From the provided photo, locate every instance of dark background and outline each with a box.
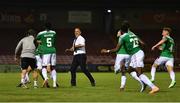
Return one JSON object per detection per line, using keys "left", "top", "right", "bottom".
{"left": 0, "top": 0, "right": 180, "bottom": 65}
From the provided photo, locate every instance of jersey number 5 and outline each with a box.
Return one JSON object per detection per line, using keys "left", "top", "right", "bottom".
{"left": 130, "top": 38, "right": 139, "bottom": 48}
{"left": 47, "top": 38, "right": 52, "bottom": 47}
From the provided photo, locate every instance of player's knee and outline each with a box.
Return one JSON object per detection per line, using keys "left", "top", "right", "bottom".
{"left": 136, "top": 67, "right": 143, "bottom": 76}
{"left": 152, "top": 63, "right": 158, "bottom": 68}
{"left": 114, "top": 65, "right": 120, "bottom": 70}
{"left": 50, "top": 65, "right": 56, "bottom": 70}
{"left": 166, "top": 65, "right": 173, "bottom": 72}
{"left": 127, "top": 67, "right": 134, "bottom": 74}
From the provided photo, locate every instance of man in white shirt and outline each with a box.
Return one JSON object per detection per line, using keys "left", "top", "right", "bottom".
{"left": 65, "top": 27, "right": 95, "bottom": 86}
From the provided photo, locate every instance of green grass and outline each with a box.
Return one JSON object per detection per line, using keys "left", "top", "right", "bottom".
{"left": 0, "top": 72, "right": 179, "bottom": 102}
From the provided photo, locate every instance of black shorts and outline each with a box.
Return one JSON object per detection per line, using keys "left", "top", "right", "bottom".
{"left": 21, "top": 57, "right": 37, "bottom": 70}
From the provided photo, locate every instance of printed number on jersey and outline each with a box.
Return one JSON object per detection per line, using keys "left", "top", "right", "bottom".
{"left": 47, "top": 38, "right": 52, "bottom": 47}
{"left": 130, "top": 38, "right": 139, "bottom": 48}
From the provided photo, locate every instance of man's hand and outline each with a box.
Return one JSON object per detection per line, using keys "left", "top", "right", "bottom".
{"left": 14, "top": 55, "right": 20, "bottom": 64}
{"left": 101, "top": 49, "right": 109, "bottom": 54}
{"left": 151, "top": 46, "right": 156, "bottom": 51}
{"left": 65, "top": 48, "right": 73, "bottom": 52}
{"left": 158, "top": 46, "right": 163, "bottom": 50}
{"left": 14, "top": 55, "right": 18, "bottom": 61}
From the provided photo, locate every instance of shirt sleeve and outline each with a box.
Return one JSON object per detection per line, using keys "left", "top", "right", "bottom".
{"left": 15, "top": 39, "right": 23, "bottom": 55}
{"left": 36, "top": 33, "right": 41, "bottom": 40}
{"left": 162, "top": 36, "right": 167, "bottom": 41}
{"left": 118, "top": 36, "right": 124, "bottom": 44}
{"left": 76, "top": 37, "right": 85, "bottom": 45}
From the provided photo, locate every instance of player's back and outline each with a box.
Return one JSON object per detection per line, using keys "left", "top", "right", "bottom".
{"left": 37, "top": 30, "right": 56, "bottom": 54}
{"left": 121, "top": 31, "right": 141, "bottom": 55}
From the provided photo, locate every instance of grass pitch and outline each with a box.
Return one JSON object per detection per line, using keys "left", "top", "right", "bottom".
{"left": 0, "top": 72, "right": 179, "bottom": 102}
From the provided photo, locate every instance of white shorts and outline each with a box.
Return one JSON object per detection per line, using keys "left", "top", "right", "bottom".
{"left": 154, "top": 56, "right": 174, "bottom": 67}
{"left": 130, "top": 50, "right": 144, "bottom": 68}
{"left": 35, "top": 55, "right": 42, "bottom": 70}
{"left": 42, "top": 53, "right": 56, "bottom": 66}
{"left": 114, "top": 54, "right": 130, "bottom": 71}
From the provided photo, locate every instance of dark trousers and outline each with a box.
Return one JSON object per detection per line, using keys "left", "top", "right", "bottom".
{"left": 70, "top": 54, "right": 95, "bottom": 85}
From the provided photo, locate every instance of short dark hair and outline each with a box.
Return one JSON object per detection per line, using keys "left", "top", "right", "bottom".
{"left": 74, "top": 27, "right": 82, "bottom": 31}
{"left": 122, "top": 20, "right": 130, "bottom": 29}
{"left": 44, "top": 22, "right": 52, "bottom": 30}
{"left": 120, "top": 23, "right": 128, "bottom": 33}
{"left": 163, "top": 27, "right": 172, "bottom": 34}
{"left": 27, "top": 29, "right": 36, "bottom": 36}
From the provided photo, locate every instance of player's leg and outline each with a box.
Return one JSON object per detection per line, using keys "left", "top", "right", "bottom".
{"left": 19, "top": 58, "right": 29, "bottom": 89}
{"left": 150, "top": 57, "right": 165, "bottom": 82}
{"left": 79, "top": 54, "right": 95, "bottom": 86}
{"left": 120, "top": 63, "right": 126, "bottom": 90}
{"left": 114, "top": 54, "right": 122, "bottom": 74}
{"left": 114, "top": 54, "right": 126, "bottom": 89}
{"left": 133, "top": 50, "right": 159, "bottom": 94}
{"left": 115, "top": 54, "right": 127, "bottom": 90}
{"left": 70, "top": 55, "right": 79, "bottom": 86}
{"left": 21, "top": 69, "right": 28, "bottom": 88}
{"left": 24, "top": 66, "right": 31, "bottom": 84}
{"left": 32, "top": 69, "right": 38, "bottom": 88}
{"left": 42, "top": 54, "right": 50, "bottom": 88}
{"left": 50, "top": 53, "right": 57, "bottom": 88}
{"left": 30, "top": 58, "right": 39, "bottom": 88}
{"left": 128, "top": 54, "right": 144, "bottom": 92}
{"left": 166, "top": 59, "right": 176, "bottom": 88}
{"left": 35, "top": 55, "right": 44, "bottom": 80}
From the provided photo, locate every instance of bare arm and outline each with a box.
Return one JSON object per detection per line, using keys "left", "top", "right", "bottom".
{"left": 65, "top": 45, "right": 74, "bottom": 52}
{"left": 101, "top": 43, "right": 121, "bottom": 53}
{"left": 152, "top": 39, "right": 166, "bottom": 50}
{"left": 139, "top": 39, "right": 145, "bottom": 45}
{"left": 36, "top": 40, "right": 41, "bottom": 44}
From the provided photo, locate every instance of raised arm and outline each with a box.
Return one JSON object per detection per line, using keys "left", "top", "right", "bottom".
{"left": 139, "top": 38, "right": 145, "bottom": 45}
{"left": 101, "top": 43, "right": 121, "bottom": 53}
{"left": 152, "top": 37, "right": 166, "bottom": 51}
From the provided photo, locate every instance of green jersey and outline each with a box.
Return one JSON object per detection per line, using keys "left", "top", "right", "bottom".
{"left": 36, "top": 30, "right": 56, "bottom": 54}
{"left": 35, "top": 45, "right": 43, "bottom": 55}
{"left": 160, "top": 35, "right": 174, "bottom": 58}
{"left": 119, "top": 31, "right": 141, "bottom": 55}
{"left": 117, "top": 37, "right": 128, "bottom": 54}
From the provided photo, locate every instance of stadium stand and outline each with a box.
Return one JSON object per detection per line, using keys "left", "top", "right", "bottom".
{"left": 0, "top": 28, "right": 179, "bottom": 71}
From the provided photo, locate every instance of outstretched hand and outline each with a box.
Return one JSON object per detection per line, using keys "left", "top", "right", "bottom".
{"left": 151, "top": 46, "right": 156, "bottom": 51}
{"left": 101, "top": 49, "right": 109, "bottom": 54}
{"left": 65, "top": 49, "right": 71, "bottom": 52}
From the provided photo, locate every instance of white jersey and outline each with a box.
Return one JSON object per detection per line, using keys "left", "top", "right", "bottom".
{"left": 73, "top": 35, "right": 86, "bottom": 55}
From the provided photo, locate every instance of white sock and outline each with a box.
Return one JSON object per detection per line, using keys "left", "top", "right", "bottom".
{"left": 139, "top": 74, "right": 154, "bottom": 89}
{"left": 21, "top": 78, "right": 25, "bottom": 84}
{"left": 42, "top": 68, "right": 48, "bottom": 80}
{"left": 169, "top": 71, "right": 175, "bottom": 81}
{"left": 34, "top": 81, "right": 37, "bottom": 86}
{"left": 130, "top": 72, "right": 141, "bottom": 82}
{"left": 25, "top": 73, "right": 30, "bottom": 82}
{"left": 151, "top": 66, "right": 156, "bottom": 81}
{"left": 51, "top": 69, "right": 57, "bottom": 87}
{"left": 130, "top": 71, "right": 144, "bottom": 86}
{"left": 120, "top": 76, "right": 126, "bottom": 88}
